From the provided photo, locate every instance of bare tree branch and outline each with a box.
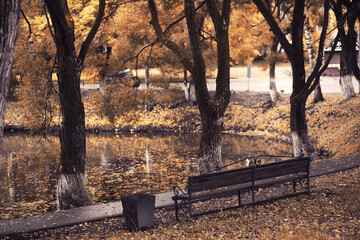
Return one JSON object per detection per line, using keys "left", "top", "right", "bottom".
{"left": 123, "top": 0, "right": 206, "bottom": 71}
{"left": 42, "top": 2, "right": 56, "bottom": 46}
{"left": 20, "top": 10, "right": 39, "bottom": 39}
{"left": 148, "top": 0, "right": 194, "bottom": 73}
{"left": 309, "top": 32, "right": 340, "bottom": 93}
{"left": 252, "top": 0, "right": 293, "bottom": 59}
{"left": 78, "top": 0, "right": 105, "bottom": 64}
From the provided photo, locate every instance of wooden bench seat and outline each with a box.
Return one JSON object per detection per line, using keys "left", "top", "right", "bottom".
{"left": 172, "top": 156, "right": 311, "bottom": 220}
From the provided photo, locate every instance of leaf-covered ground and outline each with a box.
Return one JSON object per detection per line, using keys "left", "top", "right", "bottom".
{"left": 5, "top": 92, "right": 360, "bottom": 158}
{"left": 12, "top": 167, "right": 360, "bottom": 239}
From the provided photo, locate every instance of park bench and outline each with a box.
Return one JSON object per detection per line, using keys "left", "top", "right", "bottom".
{"left": 172, "top": 156, "right": 311, "bottom": 220}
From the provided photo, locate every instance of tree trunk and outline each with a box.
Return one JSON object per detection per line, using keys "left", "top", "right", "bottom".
{"left": 187, "top": 0, "right": 231, "bottom": 173}
{"left": 45, "top": 0, "right": 104, "bottom": 209}
{"left": 0, "top": 0, "right": 21, "bottom": 149}
{"left": 269, "top": 38, "right": 280, "bottom": 103}
{"left": 304, "top": 9, "right": 324, "bottom": 103}
{"left": 347, "top": 7, "right": 360, "bottom": 89}
{"left": 290, "top": 58, "right": 316, "bottom": 160}
{"left": 339, "top": 74, "right": 356, "bottom": 100}
{"left": 334, "top": 1, "right": 356, "bottom": 100}
{"left": 347, "top": 14, "right": 360, "bottom": 92}
{"left": 46, "top": 0, "right": 89, "bottom": 209}
{"left": 183, "top": 69, "right": 196, "bottom": 105}
{"left": 339, "top": 35, "right": 356, "bottom": 100}
{"left": 269, "top": 61, "right": 279, "bottom": 103}
{"left": 145, "top": 65, "right": 150, "bottom": 89}
{"left": 290, "top": 99, "right": 315, "bottom": 159}
{"left": 253, "top": 0, "right": 332, "bottom": 162}
{"left": 148, "top": 0, "right": 231, "bottom": 173}
{"left": 197, "top": 114, "right": 222, "bottom": 173}
{"left": 56, "top": 59, "right": 89, "bottom": 210}
{"left": 313, "top": 84, "right": 324, "bottom": 102}
{"left": 183, "top": 68, "right": 190, "bottom": 102}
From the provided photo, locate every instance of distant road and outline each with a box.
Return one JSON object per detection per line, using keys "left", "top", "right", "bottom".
{"left": 81, "top": 77, "right": 360, "bottom": 94}
{"left": 81, "top": 63, "right": 360, "bottom": 94}
{"left": 207, "top": 77, "right": 360, "bottom": 94}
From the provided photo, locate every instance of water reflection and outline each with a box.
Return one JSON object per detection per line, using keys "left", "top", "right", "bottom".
{"left": 85, "top": 133, "right": 199, "bottom": 203}
{"left": 0, "top": 132, "right": 291, "bottom": 219}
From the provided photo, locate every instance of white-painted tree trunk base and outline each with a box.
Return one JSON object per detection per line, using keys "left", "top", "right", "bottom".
{"left": 269, "top": 77, "right": 280, "bottom": 103}
{"left": 57, "top": 172, "right": 89, "bottom": 210}
{"left": 183, "top": 82, "right": 190, "bottom": 102}
{"left": 292, "top": 131, "right": 315, "bottom": 161}
{"left": 340, "top": 75, "right": 356, "bottom": 100}
{"left": 183, "top": 82, "right": 196, "bottom": 104}
{"left": 197, "top": 144, "right": 222, "bottom": 174}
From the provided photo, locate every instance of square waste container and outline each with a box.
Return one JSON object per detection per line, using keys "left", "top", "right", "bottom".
{"left": 121, "top": 193, "right": 156, "bottom": 231}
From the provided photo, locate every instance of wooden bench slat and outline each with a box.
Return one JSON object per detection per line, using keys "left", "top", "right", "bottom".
{"left": 190, "top": 169, "right": 253, "bottom": 192}
{"left": 255, "top": 165, "right": 308, "bottom": 181}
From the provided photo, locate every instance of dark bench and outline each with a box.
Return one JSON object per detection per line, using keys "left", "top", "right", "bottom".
{"left": 172, "top": 156, "right": 311, "bottom": 220}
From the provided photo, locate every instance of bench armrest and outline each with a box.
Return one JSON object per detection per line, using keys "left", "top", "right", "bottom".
{"left": 173, "top": 185, "right": 189, "bottom": 198}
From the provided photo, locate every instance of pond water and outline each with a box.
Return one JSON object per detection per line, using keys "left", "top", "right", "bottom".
{"left": 0, "top": 132, "right": 292, "bottom": 219}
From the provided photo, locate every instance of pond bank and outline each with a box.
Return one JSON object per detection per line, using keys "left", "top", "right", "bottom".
{"left": 5, "top": 92, "right": 360, "bottom": 158}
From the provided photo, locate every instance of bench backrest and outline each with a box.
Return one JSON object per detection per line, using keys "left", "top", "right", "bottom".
{"left": 188, "top": 157, "right": 310, "bottom": 192}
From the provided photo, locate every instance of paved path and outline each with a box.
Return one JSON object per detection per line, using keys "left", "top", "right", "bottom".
{"left": 1, "top": 155, "right": 359, "bottom": 237}
{"left": 82, "top": 77, "right": 360, "bottom": 94}
{"left": 135, "top": 77, "right": 360, "bottom": 93}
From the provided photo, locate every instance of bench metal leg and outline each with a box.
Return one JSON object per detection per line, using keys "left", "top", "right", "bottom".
{"left": 251, "top": 188, "right": 255, "bottom": 207}
{"left": 238, "top": 191, "right": 241, "bottom": 206}
{"left": 307, "top": 175, "right": 310, "bottom": 194}
{"left": 251, "top": 168, "right": 255, "bottom": 207}
{"left": 189, "top": 199, "right": 192, "bottom": 218}
{"left": 175, "top": 199, "right": 179, "bottom": 221}
{"left": 293, "top": 180, "right": 296, "bottom": 193}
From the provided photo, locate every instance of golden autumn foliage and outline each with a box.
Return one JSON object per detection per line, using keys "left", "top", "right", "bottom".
{"left": 12, "top": 11, "right": 59, "bottom": 132}
{"left": 230, "top": 2, "right": 272, "bottom": 65}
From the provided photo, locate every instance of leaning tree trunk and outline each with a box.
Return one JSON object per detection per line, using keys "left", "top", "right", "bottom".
{"left": 304, "top": 9, "right": 324, "bottom": 103}
{"left": 0, "top": 0, "right": 21, "bottom": 149}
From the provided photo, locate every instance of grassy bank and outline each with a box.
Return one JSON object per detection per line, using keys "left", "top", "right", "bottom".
{"left": 5, "top": 92, "right": 360, "bottom": 158}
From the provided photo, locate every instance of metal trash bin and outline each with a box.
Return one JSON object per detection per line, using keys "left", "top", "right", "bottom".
{"left": 121, "top": 193, "right": 156, "bottom": 231}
